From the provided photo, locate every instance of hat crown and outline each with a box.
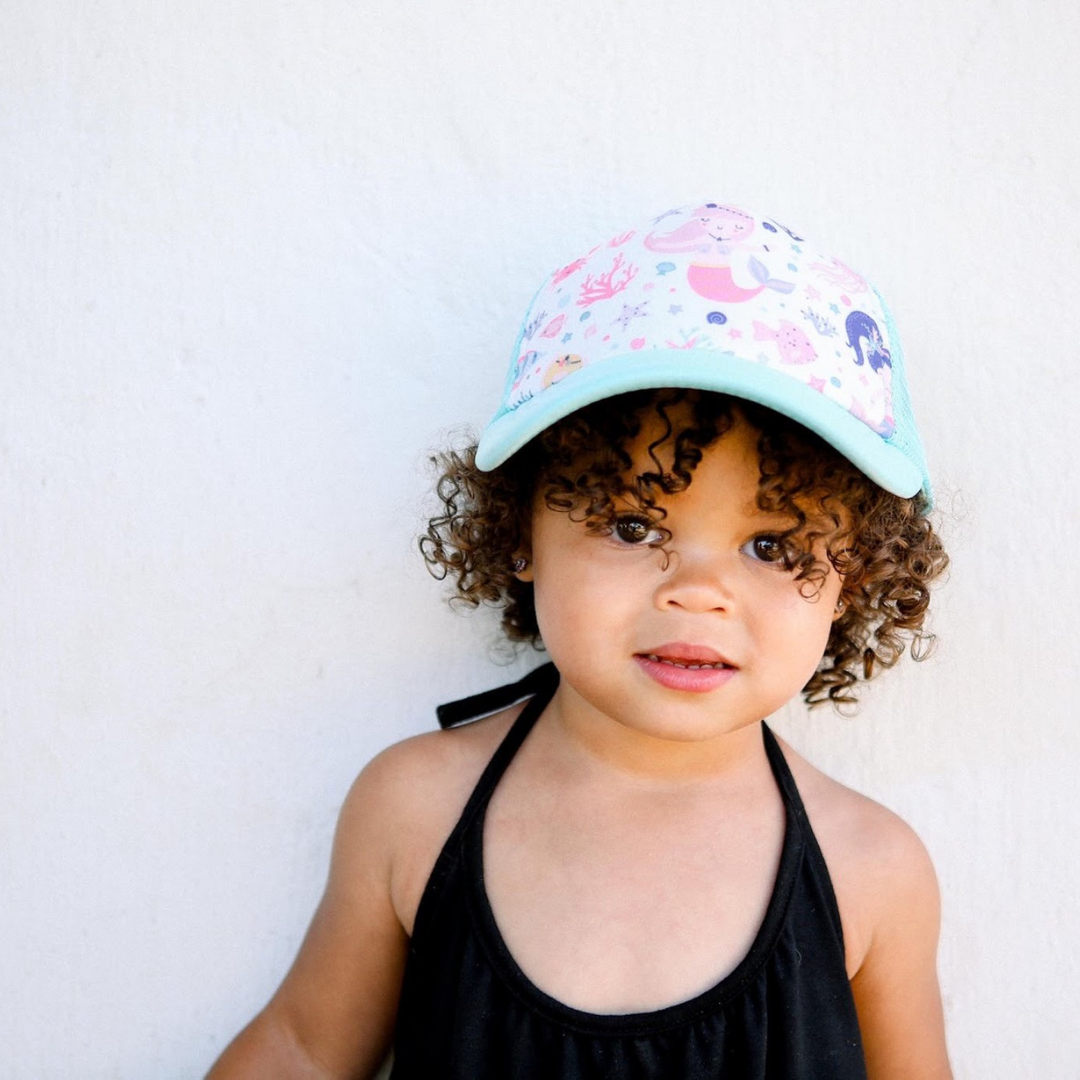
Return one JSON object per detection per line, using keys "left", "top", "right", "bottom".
{"left": 480, "top": 202, "right": 929, "bottom": 501}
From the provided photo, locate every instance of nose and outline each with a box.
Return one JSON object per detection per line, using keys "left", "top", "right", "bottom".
{"left": 653, "top": 547, "right": 738, "bottom": 615}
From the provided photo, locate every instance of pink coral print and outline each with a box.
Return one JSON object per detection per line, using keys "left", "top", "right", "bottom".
{"left": 809, "top": 257, "right": 869, "bottom": 294}
{"left": 608, "top": 230, "right": 636, "bottom": 248}
{"left": 538, "top": 314, "right": 567, "bottom": 339}
{"left": 576, "top": 253, "right": 638, "bottom": 307}
{"left": 551, "top": 246, "right": 599, "bottom": 287}
{"left": 752, "top": 320, "right": 818, "bottom": 365}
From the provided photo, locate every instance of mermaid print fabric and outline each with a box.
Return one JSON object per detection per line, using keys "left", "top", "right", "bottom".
{"left": 501, "top": 203, "right": 897, "bottom": 440}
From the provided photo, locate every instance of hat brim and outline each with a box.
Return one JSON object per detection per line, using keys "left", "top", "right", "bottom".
{"left": 475, "top": 349, "right": 925, "bottom": 499}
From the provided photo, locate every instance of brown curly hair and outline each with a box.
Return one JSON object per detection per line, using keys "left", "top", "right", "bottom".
{"left": 420, "top": 389, "right": 948, "bottom": 707}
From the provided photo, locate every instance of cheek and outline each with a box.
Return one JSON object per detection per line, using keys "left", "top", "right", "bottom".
{"left": 757, "top": 580, "right": 839, "bottom": 654}
{"left": 533, "top": 555, "right": 608, "bottom": 613}
{"left": 531, "top": 581, "right": 601, "bottom": 661}
{"left": 530, "top": 547, "right": 642, "bottom": 651}
{"left": 530, "top": 576, "right": 565, "bottom": 638}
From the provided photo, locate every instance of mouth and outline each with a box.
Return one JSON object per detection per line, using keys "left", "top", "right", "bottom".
{"left": 633, "top": 644, "right": 738, "bottom": 693}
{"left": 640, "top": 654, "right": 731, "bottom": 671}
{"left": 636, "top": 643, "right": 736, "bottom": 669}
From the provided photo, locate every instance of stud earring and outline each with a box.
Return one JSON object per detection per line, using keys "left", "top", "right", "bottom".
{"left": 835, "top": 597, "right": 846, "bottom": 614}
{"left": 512, "top": 557, "right": 528, "bottom": 574}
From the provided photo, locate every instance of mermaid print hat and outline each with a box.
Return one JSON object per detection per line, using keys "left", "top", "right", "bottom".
{"left": 476, "top": 202, "right": 931, "bottom": 502}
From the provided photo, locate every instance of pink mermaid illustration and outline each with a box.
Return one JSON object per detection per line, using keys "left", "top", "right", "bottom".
{"left": 644, "top": 204, "right": 795, "bottom": 303}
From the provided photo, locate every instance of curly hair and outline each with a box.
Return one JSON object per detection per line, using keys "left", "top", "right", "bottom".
{"left": 420, "top": 389, "right": 948, "bottom": 707}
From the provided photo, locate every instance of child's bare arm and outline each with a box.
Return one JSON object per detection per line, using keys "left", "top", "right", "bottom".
{"left": 849, "top": 816, "right": 952, "bottom": 1079}
{"left": 208, "top": 753, "right": 413, "bottom": 1079}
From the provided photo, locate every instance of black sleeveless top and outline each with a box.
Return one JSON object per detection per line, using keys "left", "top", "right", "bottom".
{"left": 391, "top": 664, "right": 866, "bottom": 1078}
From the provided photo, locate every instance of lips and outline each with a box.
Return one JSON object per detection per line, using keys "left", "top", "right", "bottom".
{"left": 633, "top": 643, "right": 738, "bottom": 693}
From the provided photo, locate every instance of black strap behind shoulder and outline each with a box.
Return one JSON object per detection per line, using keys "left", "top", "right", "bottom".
{"left": 436, "top": 662, "right": 558, "bottom": 729}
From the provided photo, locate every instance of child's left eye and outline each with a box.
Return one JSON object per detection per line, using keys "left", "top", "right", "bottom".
{"left": 742, "top": 534, "right": 789, "bottom": 566}
{"left": 612, "top": 515, "right": 664, "bottom": 546}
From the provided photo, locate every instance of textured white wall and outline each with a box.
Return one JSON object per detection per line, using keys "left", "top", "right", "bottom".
{"left": 2, "top": 1, "right": 1078, "bottom": 1076}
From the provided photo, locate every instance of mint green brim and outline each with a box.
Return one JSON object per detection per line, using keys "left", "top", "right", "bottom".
{"left": 476, "top": 349, "right": 927, "bottom": 500}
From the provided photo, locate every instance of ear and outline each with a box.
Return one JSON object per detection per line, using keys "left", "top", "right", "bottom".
{"left": 832, "top": 593, "right": 847, "bottom": 622}
{"left": 513, "top": 556, "right": 534, "bottom": 583}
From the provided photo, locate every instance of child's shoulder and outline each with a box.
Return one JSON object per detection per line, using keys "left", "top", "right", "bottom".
{"left": 773, "top": 733, "right": 941, "bottom": 979}
{"left": 773, "top": 737, "right": 950, "bottom": 1070}
{"left": 335, "top": 703, "right": 525, "bottom": 933}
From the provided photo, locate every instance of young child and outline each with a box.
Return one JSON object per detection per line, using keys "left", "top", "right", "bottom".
{"left": 210, "top": 202, "right": 951, "bottom": 1078}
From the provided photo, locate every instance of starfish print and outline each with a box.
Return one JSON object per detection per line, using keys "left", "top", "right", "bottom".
{"left": 728, "top": 328, "right": 743, "bottom": 340}
{"left": 669, "top": 304, "right": 683, "bottom": 315}
{"left": 613, "top": 301, "right": 649, "bottom": 330}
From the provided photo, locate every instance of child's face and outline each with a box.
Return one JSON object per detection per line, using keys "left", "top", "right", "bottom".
{"left": 521, "top": 411, "right": 844, "bottom": 743}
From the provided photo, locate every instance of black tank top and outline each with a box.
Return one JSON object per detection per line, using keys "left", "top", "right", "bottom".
{"left": 391, "top": 664, "right": 866, "bottom": 1079}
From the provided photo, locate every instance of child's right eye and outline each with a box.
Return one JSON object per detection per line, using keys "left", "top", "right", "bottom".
{"left": 612, "top": 515, "right": 664, "bottom": 546}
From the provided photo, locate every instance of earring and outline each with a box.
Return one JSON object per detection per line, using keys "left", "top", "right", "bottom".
{"left": 835, "top": 597, "right": 846, "bottom": 614}
{"left": 512, "top": 557, "right": 528, "bottom": 574}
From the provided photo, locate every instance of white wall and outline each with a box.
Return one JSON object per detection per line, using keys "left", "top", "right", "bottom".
{"left": 2, "top": 1, "right": 1077, "bottom": 1076}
